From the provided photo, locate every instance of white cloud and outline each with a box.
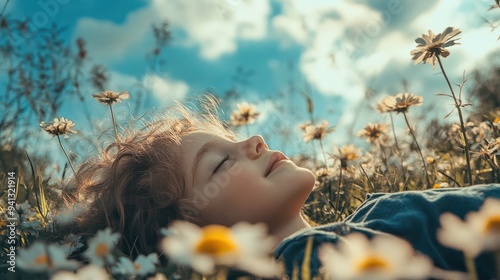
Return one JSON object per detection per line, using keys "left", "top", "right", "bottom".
{"left": 453, "top": 27, "right": 499, "bottom": 75}
{"left": 410, "top": 0, "right": 468, "bottom": 32}
{"left": 273, "top": 0, "right": 385, "bottom": 104}
{"left": 142, "top": 74, "right": 189, "bottom": 104}
{"left": 73, "top": 8, "right": 155, "bottom": 62}
{"left": 106, "top": 71, "right": 189, "bottom": 106}
{"left": 73, "top": 0, "right": 271, "bottom": 62}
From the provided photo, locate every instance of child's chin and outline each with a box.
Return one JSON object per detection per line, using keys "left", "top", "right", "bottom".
{"left": 285, "top": 169, "right": 316, "bottom": 193}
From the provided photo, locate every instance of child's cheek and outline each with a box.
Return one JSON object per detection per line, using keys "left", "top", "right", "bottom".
{"left": 227, "top": 173, "right": 264, "bottom": 203}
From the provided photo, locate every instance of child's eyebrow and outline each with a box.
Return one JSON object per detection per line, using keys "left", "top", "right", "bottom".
{"left": 191, "top": 139, "right": 219, "bottom": 186}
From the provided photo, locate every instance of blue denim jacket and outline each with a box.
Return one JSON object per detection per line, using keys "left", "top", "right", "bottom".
{"left": 274, "top": 184, "right": 500, "bottom": 279}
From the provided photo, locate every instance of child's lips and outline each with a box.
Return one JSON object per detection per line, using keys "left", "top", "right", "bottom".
{"left": 268, "top": 158, "right": 290, "bottom": 175}
{"left": 264, "top": 151, "right": 289, "bottom": 177}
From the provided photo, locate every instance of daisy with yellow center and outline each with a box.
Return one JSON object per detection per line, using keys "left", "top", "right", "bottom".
{"left": 17, "top": 242, "right": 79, "bottom": 273}
{"left": 377, "top": 93, "right": 423, "bottom": 114}
{"left": 410, "top": 27, "right": 461, "bottom": 68}
{"left": 113, "top": 253, "right": 158, "bottom": 276}
{"left": 318, "top": 232, "right": 433, "bottom": 280}
{"left": 302, "top": 120, "right": 335, "bottom": 143}
{"left": 437, "top": 198, "right": 500, "bottom": 257}
{"left": 84, "top": 227, "right": 121, "bottom": 266}
{"left": 91, "top": 90, "right": 130, "bottom": 105}
{"left": 230, "top": 102, "right": 260, "bottom": 126}
{"left": 161, "top": 221, "right": 282, "bottom": 277}
{"left": 40, "top": 117, "right": 77, "bottom": 138}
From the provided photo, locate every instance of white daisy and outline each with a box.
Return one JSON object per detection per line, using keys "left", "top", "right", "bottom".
{"left": 318, "top": 232, "right": 433, "bottom": 280}
{"left": 161, "top": 221, "right": 282, "bottom": 277}
{"left": 17, "top": 242, "right": 80, "bottom": 273}
{"left": 84, "top": 228, "right": 121, "bottom": 266}
{"left": 91, "top": 90, "right": 130, "bottom": 105}
{"left": 51, "top": 265, "right": 110, "bottom": 280}
{"left": 437, "top": 198, "right": 500, "bottom": 257}
{"left": 113, "top": 253, "right": 158, "bottom": 276}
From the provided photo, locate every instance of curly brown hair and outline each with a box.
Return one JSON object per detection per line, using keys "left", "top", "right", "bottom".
{"left": 59, "top": 95, "right": 236, "bottom": 261}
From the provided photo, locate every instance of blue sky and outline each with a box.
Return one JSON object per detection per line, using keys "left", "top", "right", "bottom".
{"left": 5, "top": 0, "right": 500, "bottom": 167}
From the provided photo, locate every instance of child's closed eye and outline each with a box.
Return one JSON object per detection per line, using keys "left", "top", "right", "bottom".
{"left": 213, "top": 155, "right": 230, "bottom": 174}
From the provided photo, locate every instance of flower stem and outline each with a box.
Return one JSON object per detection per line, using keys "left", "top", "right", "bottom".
{"left": 437, "top": 55, "right": 473, "bottom": 185}
{"left": 109, "top": 104, "right": 119, "bottom": 141}
{"left": 359, "top": 164, "right": 375, "bottom": 191}
{"left": 390, "top": 112, "right": 408, "bottom": 184}
{"left": 389, "top": 112, "right": 401, "bottom": 151}
{"left": 378, "top": 142, "right": 394, "bottom": 191}
{"left": 465, "top": 253, "right": 478, "bottom": 280}
{"left": 318, "top": 139, "right": 329, "bottom": 168}
{"left": 437, "top": 170, "right": 463, "bottom": 188}
{"left": 334, "top": 167, "right": 343, "bottom": 221}
{"left": 319, "top": 139, "right": 333, "bottom": 209}
{"left": 57, "top": 135, "right": 77, "bottom": 181}
{"left": 403, "top": 112, "right": 431, "bottom": 188}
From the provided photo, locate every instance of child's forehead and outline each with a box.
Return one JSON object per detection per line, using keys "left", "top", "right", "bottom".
{"left": 181, "top": 130, "right": 238, "bottom": 144}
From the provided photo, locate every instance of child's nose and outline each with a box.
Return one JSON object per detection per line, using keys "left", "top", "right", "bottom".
{"left": 240, "top": 135, "right": 268, "bottom": 159}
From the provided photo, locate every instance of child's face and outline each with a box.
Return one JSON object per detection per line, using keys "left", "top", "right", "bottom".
{"left": 181, "top": 131, "right": 315, "bottom": 230}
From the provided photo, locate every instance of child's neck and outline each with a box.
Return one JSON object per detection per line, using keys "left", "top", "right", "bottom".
{"left": 270, "top": 215, "right": 311, "bottom": 249}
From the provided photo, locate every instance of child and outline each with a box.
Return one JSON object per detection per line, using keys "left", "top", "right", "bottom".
{"left": 61, "top": 95, "right": 500, "bottom": 279}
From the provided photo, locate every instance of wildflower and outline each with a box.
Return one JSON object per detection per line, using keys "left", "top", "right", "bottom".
{"left": 332, "top": 145, "right": 363, "bottom": 169}
{"left": 161, "top": 221, "right": 282, "bottom": 277}
{"left": 377, "top": 93, "right": 423, "bottom": 114}
{"left": 113, "top": 253, "right": 159, "bottom": 277}
{"left": 40, "top": 117, "right": 77, "bottom": 138}
{"left": 17, "top": 242, "right": 80, "bottom": 273}
{"left": 357, "top": 123, "right": 390, "bottom": 144}
{"left": 302, "top": 120, "right": 335, "bottom": 143}
{"left": 51, "top": 265, "right": 110, "bottom": 280}
{"left": 84, "top": 228, "right": 121, "bottom": 266}
{"left": 319, "top": 232, "right": 433, "bottom": 280}
{"left": 437, "top": 198, "right": 500, "bottom": 257}
{"left": 230, "top": 102, "right": 260, "bottom": 126}
{"left": 91, "top": 90, "right": 130, "bottom": 105}
{"left": 410, "top": 27, "right": 461, "bottom": 68}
